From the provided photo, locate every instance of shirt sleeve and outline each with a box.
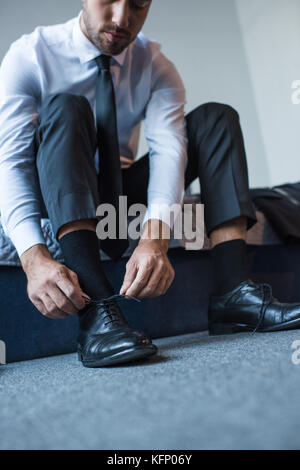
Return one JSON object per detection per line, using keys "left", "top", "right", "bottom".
{"left": 0, "top": 39, "right": 46, "bottom": 258}
{"left": 142, "top": 41, "right": 188, "bottom": 231}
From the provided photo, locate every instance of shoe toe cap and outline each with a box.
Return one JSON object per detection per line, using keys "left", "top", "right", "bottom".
{"left": 89, "top": 329, "right": 155, "bottom": 357}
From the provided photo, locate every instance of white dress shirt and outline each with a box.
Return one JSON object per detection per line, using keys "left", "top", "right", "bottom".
{"left": 0, "top": 10, "right": 188, "bottom": 258}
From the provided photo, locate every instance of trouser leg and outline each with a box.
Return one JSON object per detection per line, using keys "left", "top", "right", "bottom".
{"left": 35, "top": 92, "right": 100, "bottom": 238}
{"left": 184, "top": 102, "right": 256, "bottom": 295}
{"left": 184, "top": 102, "right": 257, "bottom": 235}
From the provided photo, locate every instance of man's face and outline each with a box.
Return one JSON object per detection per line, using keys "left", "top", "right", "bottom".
{"left": 81, "top": 0, "right": 152, "bottom": 56}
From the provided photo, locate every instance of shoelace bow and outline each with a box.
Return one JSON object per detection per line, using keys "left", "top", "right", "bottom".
{"left": 84, "top": 294, "right": 141, "bottom": 326}
{"left": 252, "top": 283, "right": 273, "bottom": 335}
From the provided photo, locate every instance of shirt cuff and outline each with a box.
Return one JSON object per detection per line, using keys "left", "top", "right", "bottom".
{"left": 141, "top": 199, "right": 183, "bottom": 232}
{"left": 8, "top": 219, "right": 46, "bottom": 258}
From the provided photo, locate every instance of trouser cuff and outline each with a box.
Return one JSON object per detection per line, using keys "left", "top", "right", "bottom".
{"left": 46, "top": 191, "right": 99, "bottom": 240}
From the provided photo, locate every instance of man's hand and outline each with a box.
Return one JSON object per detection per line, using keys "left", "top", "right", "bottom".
{"left": 119, "top": 219, "right": 175, "bottom": 299}
{"left": 21, "top": 244, "right": 90, "bottom": 319}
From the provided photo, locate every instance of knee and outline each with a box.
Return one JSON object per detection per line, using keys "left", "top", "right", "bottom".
{"left": 193, "top": 102, "right": 240, "bottom": 121}
{"left": 38, "top": 92, "right": 94, "bottom": 125}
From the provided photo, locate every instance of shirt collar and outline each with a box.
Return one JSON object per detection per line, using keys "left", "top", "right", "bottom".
{"left": 72, "top": 10, "right": 128, "bottom": 66}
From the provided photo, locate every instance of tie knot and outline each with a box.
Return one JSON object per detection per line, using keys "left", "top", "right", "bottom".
{"left": 95, "top": 54, "right": 111, "bottom": 71}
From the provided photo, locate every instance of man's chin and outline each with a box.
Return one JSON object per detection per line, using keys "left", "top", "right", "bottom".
{"left": 101, "top": 45, "right": 127, "bottom": 57}
{"left": 100, "top": 34, "right": 130, "bottom": 56}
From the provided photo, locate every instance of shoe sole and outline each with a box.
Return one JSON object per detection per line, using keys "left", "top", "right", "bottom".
{"left": 209, "top": 317, "right": 300, "bottom": 336}
{"left": 78, "top": 344, "right": 157, "bottom": 368}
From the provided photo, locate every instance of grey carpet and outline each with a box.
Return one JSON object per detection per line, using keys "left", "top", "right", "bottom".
{"left": 1, "top": 330, "right": 300, "bottom": 450}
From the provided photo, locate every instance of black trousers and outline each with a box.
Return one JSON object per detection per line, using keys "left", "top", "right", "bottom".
{"left": 35, "top": 93, "right": 257, "bottom": 246}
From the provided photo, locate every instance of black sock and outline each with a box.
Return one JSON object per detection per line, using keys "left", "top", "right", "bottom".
{"left": 59, "top": 230, "right": 114, "bottom": 301}
{"left": 211, "top": 239, "right": 249, "bottom": 296}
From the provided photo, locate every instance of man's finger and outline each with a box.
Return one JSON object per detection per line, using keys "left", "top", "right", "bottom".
{"left": 120, "top": 263, "right": 138, "bottom": 294}
{"left": 159, "top": 276, "right": 171, "bottom": 296}
{"left": 125, "top": 262, "right": 154, "bottom": 297}
{"left": 41, "top": 293, "right": 68, "bottom": 319}
{"left": 33, "top": 298, "right": 49, "bottom": 317}
{"left": 47, "top": 285, "right": 78, "bottom": 315}
{"left": 163, "top": 275, "right": 173, "bottom": 294}
{"left": 138, "top": 267, "right": 166, "bottom": 298}
{"left": 56, "top": 272, "right": 86, "bottom": 310}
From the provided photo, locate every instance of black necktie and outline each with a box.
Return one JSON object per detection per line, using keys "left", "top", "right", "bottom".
{"left": 95, "top": 54, "right": 129, "bottom": 261}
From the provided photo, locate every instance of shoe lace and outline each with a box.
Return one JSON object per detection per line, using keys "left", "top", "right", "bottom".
{"left": 252, "top": 283, "right": 273, "bottom": 335}
{"left": 87, "top": 294, "right": 141, "bottom": 326}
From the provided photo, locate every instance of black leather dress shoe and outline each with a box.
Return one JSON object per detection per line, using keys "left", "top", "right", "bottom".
{"left": 209, "top": 279, "right": 300, "bottom": 335}
{"left": 77, "top": 294, "right": 157, "bottom": 367}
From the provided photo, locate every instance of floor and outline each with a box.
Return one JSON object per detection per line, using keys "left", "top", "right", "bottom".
{"left": 1, "top": 330, "right": 300, "bottom": 450}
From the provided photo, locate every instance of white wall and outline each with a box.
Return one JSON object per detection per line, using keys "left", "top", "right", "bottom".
{"left": 236, "top": 0, "right": 300, "bottom": 186}
{"left": 142, "top": 0, "right": 268, "bottom": 189}
{"left": 0, "top": 0, "right": 81, "bottom": 59}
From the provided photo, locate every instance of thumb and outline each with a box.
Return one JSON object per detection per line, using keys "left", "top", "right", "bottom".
{"left": 120, "top": 264, "right": 138, "bottom": 295}
{"left": 66, "top": 269, "right": 91, "bottom": 308}
{"left": 82, "top": 292, "right": 92, "bottom": 304}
